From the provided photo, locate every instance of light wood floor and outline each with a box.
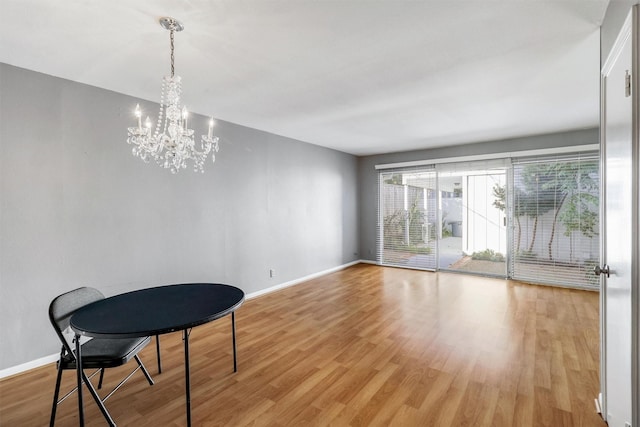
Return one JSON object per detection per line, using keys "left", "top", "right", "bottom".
{"left": 0, "top": 264, "right": 605, "bottom": 426}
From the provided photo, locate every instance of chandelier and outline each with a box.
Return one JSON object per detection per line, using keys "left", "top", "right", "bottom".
{"left": 127, "top": 17, "right": 219, "bottom": 174}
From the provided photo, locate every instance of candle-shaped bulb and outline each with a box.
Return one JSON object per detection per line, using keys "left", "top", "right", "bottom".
{"left": 208, "top": 117, "right": 215, "bottom": 138}
{"left": 182, "top": 107, "right": 189, "bottom": 130}
{"left": 135, "top": 104, "right": 142, "bottom": 130}
{"left": 144, "top": 116, "right": 152, "bottom": 129}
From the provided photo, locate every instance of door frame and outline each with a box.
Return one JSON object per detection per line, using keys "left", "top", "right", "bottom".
{"left": 633, "top": 7, "right": 639, "bottom": 427}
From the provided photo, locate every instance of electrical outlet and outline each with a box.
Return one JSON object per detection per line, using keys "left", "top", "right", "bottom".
{"left": 269, "top": 269, "right": 275, "bottom": 278}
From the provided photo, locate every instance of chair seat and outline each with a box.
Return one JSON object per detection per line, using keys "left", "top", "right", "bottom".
{"left": 60, "top": 336, "right": 151, "bottom": 369}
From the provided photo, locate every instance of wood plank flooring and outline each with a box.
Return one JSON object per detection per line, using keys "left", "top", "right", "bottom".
{"left": 0, "top": 264, "right": 605, "bottom": 426}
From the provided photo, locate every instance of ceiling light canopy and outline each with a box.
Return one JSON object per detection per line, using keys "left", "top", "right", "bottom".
{"left": 127, "top": 17, "right": 219, "bottom": 173}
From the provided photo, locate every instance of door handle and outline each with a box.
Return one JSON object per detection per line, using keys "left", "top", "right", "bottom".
{"left": 594, "top": 264, "right": 610, "bottom": 278}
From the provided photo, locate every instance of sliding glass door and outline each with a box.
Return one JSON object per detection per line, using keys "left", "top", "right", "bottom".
{"left": 436, "top": 161, "right": 508, "bottom": 276}
{"left": 377, "top": 152, "right": 599, "bottom": 288}
{"left": 378, "top": 163, "right": 507, "bottom": 274}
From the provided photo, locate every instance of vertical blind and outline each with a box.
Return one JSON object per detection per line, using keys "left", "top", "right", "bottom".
{"left": 378, "top": 167, "right": 437, "bottom": 270}
{"left": 510, "top": 153, "right": 600, "bottom": 289}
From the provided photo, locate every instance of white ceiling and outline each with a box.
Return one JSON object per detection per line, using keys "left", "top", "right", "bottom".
{"left": 0, "top": 0, "right": 609, "bottom": 156}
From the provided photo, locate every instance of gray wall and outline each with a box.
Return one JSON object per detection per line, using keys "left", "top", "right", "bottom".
{"left": 357, "top": 128, "right": 599, "bottom": 262}
{"left": 601, "top": 0, "right": 639, "bottom": 66}
{"left": 0, "top": 63, "right": 359, "bottom": 370}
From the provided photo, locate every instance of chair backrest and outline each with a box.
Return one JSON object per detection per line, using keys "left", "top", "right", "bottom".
{"left": 49, "top": 287, "right": 105, "bottom": 356}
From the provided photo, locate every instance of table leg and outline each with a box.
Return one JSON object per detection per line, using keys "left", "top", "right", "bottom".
{"left": 184, "top": 329, "right": 191, "bottom": 427}
{"left": 156, "top": 335, "right": 162, "bottom": 374}
{"left": 232, "top": 312, "right": 237, "bottom": 372}
{"left": 75, "top": 333, "right": 84, "bottom": 426}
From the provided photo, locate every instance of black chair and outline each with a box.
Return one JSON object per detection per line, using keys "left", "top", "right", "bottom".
{"left": 49, "top": 287, "right": 154, "bottom": 427}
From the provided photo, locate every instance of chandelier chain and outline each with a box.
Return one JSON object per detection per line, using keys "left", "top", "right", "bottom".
{"left": 170, "top": 27, "right": 175, "bottom": 78}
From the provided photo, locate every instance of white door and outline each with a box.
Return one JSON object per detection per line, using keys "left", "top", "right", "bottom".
{"left": 600, "top": 8, "right": 637, "bottom": 427}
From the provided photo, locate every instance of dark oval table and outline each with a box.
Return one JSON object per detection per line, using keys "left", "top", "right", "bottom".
{"left": 70, "top": 283, "right": 245, "bottom": 427}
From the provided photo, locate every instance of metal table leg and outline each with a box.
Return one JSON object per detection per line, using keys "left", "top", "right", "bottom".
{"left": 156, "top": 335, "right": 162, "bottom": 374}
{"left": 75, "top": 333, "right": 84, "bottom": 426}
{"left": 184, "top": 329, "right": 191, "bottom": 427}
{"left": 232, "top": 312, "right": 237, "bottom": 372}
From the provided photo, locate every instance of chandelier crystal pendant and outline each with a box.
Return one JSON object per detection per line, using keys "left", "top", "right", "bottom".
{"left": 127, "top": 17, "right": 219, "bottom": 174}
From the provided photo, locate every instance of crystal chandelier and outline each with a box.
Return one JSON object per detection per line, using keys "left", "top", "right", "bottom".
{"left": 127, "top": 17, "right": 219, "bottom": 173}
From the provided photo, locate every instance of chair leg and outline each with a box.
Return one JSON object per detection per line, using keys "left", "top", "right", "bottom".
{"left": 49, "top": 360, "right": 64, "bottom": 427}
{"left": 135, "top": 354, "right": 155, "bottom": 386}
{"left": 98, "top": 368, "right": 105, "bottom": 389}
{"left": 82, "top": 371, "right": 116, "bottom": 427}
{"left": 49, "top": 347, "right": 153, "bottom": 427}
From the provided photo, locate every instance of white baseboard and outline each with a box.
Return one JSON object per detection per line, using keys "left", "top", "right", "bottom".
{"left": 0, "top": 353, "right": 58, "bottom": 380}
{"left": 0, "top": 260, "right": 367, "bottom": 379}
{"left": 246, "top": 260, "right": 362, "bottom": 300}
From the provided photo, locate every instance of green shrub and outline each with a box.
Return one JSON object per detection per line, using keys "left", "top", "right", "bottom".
{"left": 471, "top": 249, "right": 505, "bottom": 262}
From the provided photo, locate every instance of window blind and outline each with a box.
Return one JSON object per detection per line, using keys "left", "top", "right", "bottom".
{"left": 377, "top": 166, "right": 437, "bottom": 270}
{"left": 510, "top": 153, "right": 600, "bottom": 289}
